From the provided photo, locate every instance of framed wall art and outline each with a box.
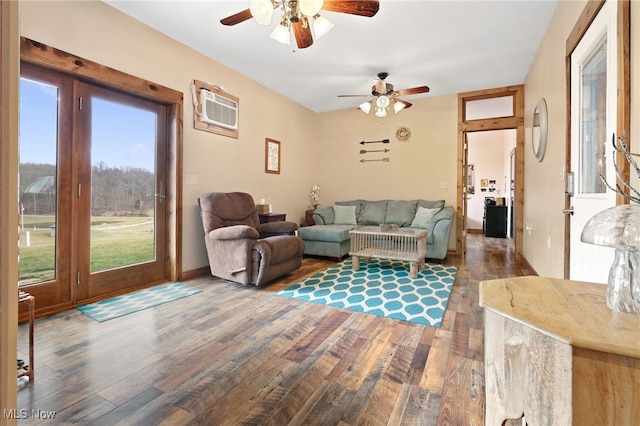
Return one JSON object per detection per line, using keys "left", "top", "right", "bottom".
{"left": 265, "top": 138, "right": 280, "bottom": 174}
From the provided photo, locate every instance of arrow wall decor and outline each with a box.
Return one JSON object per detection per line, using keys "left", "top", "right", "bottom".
{"left": 360, "top": 158, "right": 390, "bottom": 164}
{"left": 359, "top": 139, "right": 390, "bottom": 145}
{"left": 360, "top": 148, "right": 390, "bottom": 154}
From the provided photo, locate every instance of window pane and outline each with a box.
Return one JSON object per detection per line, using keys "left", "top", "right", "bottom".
{"left": 90, "top": 98, "right": 157, "bottom": 273}
{"left": 579, "top": 36, "right": 607, "bottom": 194}
{"left": 18, "top": 78, "right": 58, "bottom": 285}
{"left": 465, "top": 96, "right": 514, "bottom": 120}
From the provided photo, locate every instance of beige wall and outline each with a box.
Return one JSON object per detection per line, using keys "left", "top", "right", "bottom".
{"left": 523, "top": 0, "right": 587, "bottom": 278}
{"left": 315, "top": 95, "right": 459, "bottom": 250}
{"left": 20, "top": 0, "right": 321, "bottom": 271}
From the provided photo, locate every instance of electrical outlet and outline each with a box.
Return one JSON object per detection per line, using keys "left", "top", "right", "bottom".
{"left": 547, "top": 236, "right": 551, "bottom": 250}
{"left": 186, "top": 175, "right": 198, "bottom": 185}
{"left": 440, "top": 182, "right": 448, "bottom": 189}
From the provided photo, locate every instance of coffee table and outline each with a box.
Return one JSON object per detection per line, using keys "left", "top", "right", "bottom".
{"left": 349, "top": 227, "right": 428, "bottom": 278}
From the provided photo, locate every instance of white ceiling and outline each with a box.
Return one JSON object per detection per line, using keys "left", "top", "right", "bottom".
{"left": 103, "top": 0, "right": 558, "bottom": 113}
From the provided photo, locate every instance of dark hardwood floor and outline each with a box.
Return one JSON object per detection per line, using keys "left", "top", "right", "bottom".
{"left": 16, "top": 234, "right": 536, "bottom": 425}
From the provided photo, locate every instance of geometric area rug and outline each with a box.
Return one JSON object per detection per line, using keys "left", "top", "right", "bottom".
{"left": 277, "top": 258, "right": 457, "bottom": 327}
{"left": 77, "top": 282, "right": 202, "bottom": 323}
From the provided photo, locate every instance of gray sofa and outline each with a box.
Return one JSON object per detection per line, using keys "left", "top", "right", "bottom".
{"left": 297, "top": 199, "right": 454, "bottom": 260}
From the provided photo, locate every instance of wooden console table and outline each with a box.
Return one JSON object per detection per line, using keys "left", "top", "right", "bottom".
{"left": 480, "top": 276, "right": 640, "bottom": 425}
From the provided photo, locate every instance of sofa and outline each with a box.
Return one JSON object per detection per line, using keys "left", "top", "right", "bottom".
{"left": 297, "top": 199, "right": 455, "bottom": 260}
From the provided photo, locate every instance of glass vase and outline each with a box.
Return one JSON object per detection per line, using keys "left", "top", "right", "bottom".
{"left": 607, "top": 248, "right": 640, "bottom": 315}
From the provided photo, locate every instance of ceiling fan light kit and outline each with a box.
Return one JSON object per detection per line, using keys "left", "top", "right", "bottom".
{"left": 345, "top": 73, "right": 429, "bottom": 117}
{"left": 222, "top": 1, "right": 379, "bottom": 49}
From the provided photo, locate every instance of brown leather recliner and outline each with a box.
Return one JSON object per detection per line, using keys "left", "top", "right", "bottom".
{"left": 198, "top": 192, "right": 304, "bottom": 286}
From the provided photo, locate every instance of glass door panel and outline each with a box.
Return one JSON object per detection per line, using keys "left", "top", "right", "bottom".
{"left": 18, "top": 63, "right": 73, "bottom": 311}
{"left": 90, "top": 98, "right": 157, "bottom": 273}
{"left": 579, "top": 35, "right": 608, "bottom": 195}
{"left": 19, "top": 78, "right": 58, "bottom": 284}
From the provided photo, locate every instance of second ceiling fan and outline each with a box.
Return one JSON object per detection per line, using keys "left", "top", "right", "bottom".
{"left": 339, "top": 72, "right": 430, "bottom": 117}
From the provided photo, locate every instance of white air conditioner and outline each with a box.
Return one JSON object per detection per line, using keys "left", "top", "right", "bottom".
{"left": 199, "top": 89, "right": 238, "bottom": 130}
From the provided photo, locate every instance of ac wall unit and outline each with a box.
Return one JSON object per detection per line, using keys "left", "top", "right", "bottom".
{"left": 199, "top": 89, "right": 238, "bottom": 130}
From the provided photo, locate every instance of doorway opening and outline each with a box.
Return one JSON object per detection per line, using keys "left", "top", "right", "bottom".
{"left": 465, "top": 130, "right": 516, "bottom": 240}
{"left": 457, "top": 86, "right": 524, "bottom": 259}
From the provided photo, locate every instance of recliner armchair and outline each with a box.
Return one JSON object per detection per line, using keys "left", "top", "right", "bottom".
{"left": 198, "top": 192, "right": 304, "bottom": 286}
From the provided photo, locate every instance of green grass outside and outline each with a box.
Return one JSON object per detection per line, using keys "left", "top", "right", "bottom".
{"left": 19, "top": 215, "right": 154, "bottom": 284}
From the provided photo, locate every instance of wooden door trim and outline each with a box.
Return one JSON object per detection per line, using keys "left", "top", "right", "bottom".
{"left": 457, "top": 85, "right": 525, "bottom": 260}
{"left": 19, "top": 37, "right": 183, "bottom": 300}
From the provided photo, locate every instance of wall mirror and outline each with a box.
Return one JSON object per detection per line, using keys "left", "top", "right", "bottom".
{"left": 532, "top": 98, "right": 548, "bottom": 162}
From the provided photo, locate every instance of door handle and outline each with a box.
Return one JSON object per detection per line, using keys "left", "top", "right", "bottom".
{"left": 562, "top": 206, "right": 574, "bottom": 216}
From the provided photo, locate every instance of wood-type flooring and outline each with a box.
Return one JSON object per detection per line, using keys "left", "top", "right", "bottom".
{"left": 16, "top": 234, "right": 536, "bottom": 425}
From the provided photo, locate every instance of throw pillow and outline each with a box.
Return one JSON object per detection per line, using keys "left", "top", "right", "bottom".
{"left": 333, "top": 205, "right": 357, "bottom": 225}
{"left": 417, "top": 199, "right": 445, "bottom": 209}
{"left": 359, "top": 201, "right": 388, "bottom": 225}
{"left": 385, "top": 200, "right": 418, "bottom": 227}
{"left": 411, "top": 206, "right": 442, "bottom": 229}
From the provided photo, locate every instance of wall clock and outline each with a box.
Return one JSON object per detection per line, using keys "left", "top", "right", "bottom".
{"left": 395, "top": 126, "right": 411, "bottom": 142}
{"left": 532, "top": 98, "right": 548, "bottom": 162}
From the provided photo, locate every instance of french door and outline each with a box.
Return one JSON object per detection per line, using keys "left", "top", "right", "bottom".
{"left": 19, "top": 63, "right": 168, "bottom": 310}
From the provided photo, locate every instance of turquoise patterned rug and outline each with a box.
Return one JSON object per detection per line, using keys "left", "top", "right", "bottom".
{"left": 77, "top": 282, "right": 202, "bottom": 322}
{"left": 277, "top": 258, "right": 457, "bottom": 327}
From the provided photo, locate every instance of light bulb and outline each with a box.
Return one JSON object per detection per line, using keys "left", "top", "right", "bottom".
{"left": 376, "top": 95, "right": 390, "bottom": 108}
{"left": 250, "top": 0, "right": 274, "bottom": 25}
{"left": 299, "top": 0, "right": 324, "bottom": 16}
{"left": 312, "top": 15, "right": 334, "bottom": 39}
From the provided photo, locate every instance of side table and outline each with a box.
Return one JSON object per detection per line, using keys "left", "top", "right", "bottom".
{"left": 304, "top": 209, "right": 315, "bottom": 226}
{"left": 18, "top": 290, "right": 35, "bottom": 382}
{"left": 258, "top": 213, "right": 286, "bottom": 224}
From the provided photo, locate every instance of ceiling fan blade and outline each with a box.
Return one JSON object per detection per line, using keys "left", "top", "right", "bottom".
{"left": 220, "top": 9, "right": 253, "bottom": 26}
{"left": 338, "top": 94, "right": 370, "bottom": 98}
{"left": 293, "top": 20, "right": 314, "bottom": 49}
{"left": 322, "top": 0, "right": 380, "bottom": 17}
{"left": 395, "top": 86, "right": 430, "bottom": 96}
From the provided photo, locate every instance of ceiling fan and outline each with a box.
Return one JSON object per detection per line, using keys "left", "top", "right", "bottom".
{"left": 339, "top": 72, "right": 430, "bottom": 117}
{"left": 220, "top": 0, "right": 380, "bottom": 49}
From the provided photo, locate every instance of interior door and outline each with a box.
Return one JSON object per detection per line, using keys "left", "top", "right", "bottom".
{"left": 75, "top": 82, "right": 168, "bottom": 302}
{"left": 569, "top": 0, "right": 617, "bottom": 283}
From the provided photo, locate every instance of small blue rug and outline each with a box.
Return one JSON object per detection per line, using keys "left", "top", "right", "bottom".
{"left": 277, "top": 258, "right": 457, "bottom": 327}
{"left": 77, "top": 282, "right": 202, "bottom": 322}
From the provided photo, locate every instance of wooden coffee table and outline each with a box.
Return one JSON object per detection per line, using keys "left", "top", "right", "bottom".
{"left": 349, "top": 227, "right": 428, "bottom": 278}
